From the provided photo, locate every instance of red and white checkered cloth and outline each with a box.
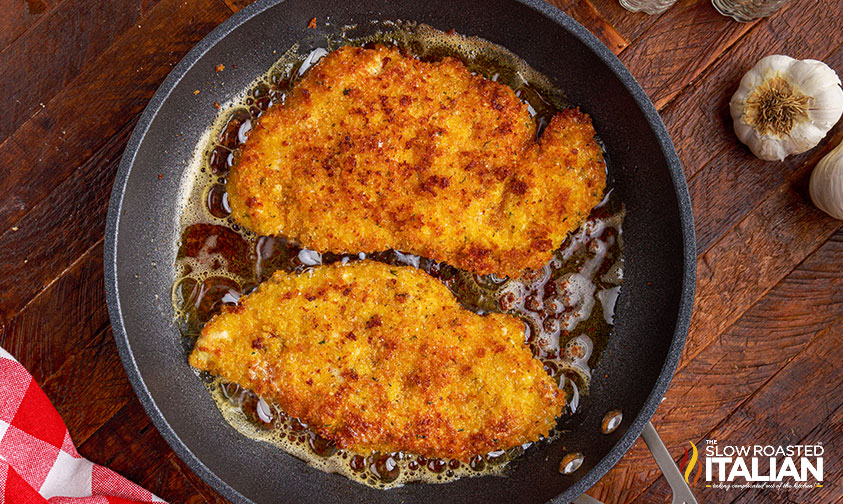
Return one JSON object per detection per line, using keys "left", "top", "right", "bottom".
{"left": 0, "top": 347, "right": 164, "bottom": 503}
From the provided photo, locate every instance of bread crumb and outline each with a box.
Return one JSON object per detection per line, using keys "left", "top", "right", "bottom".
{"left": 11, "top": 226, "right": 19, "bottom": 232}
{"left": 193, "top": 90, "right": 200, "bottom": 95}
{"left": 215, "top": 63, "right": 225, "bottom": 72}
{"left": 307, "top": 17, "right": 316, "bottom": 29}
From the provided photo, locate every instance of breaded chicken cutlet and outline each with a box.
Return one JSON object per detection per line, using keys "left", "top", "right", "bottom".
{"left": 228, "top": 45, "right": 606, "bottom": 279}
{"left": 189, "top": 261, "right": 564, "bottom": 461}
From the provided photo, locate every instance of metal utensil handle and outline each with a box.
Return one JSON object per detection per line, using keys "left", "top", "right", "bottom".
{"left": 641, "top": 421, "right": 699, "bottom": 504}
{"left": 571, "top": 421, "right": 699, "bottom": 504}
{"left": 572, "top": 494, "right": 604, "bottom": 504}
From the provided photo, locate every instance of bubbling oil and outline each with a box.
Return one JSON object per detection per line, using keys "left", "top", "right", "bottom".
{"left": 173, "top": 22, "right": 624, "bottom": 489}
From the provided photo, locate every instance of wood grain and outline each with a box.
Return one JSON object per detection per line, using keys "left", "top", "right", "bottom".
{"left": 618, "top": 0, "right": 759, "bottom": 109}
{"left": 0, "top": 0, "right": 232, "bottom": 244}
{"left": 659, "top": 3, "right": 841, "bottom": 180}
{"left": 0, "top": 0, "right": 161, "bottom": 143}
{"left": 0, "top": 241, "right": 135, "bottom": 446}
{"left": 77, "top": 397, "right": 174, "bottom": 483}
{"left": 547, "top": 0, "right": 628, "bottom": 53}
{"left": 1, "top": 0, "right": 841, "bottom": 503}
{"left": 734, "top": 401, "right": 843, "bottom": 503}
{"left": 584, "top": 0, "right": 662, "bottom": 44}
{"left": 0, "top": 120, "right": 135, "bottom": 322}
{"left": 590, "top": 230, "right": 843, "bottom": 501}
{"left": 141, "top": 455, "right": 222, "bottom": 504}
{"left": 0, "top": 0, "right": 57, "bottom": 51}
{"left": 221, "top": 0, "right": 251, "bottom": 13}
{"left": 631, "top": 311, "right": 843, "bottom": 503}
{"left": 686, "top": 187, "right": 841, "bottom": 364}
{"left": 0, "top": 241, "right": 108, "bottom": 383}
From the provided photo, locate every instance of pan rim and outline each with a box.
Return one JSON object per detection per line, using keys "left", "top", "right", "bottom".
{"left": 104, "top": 0, "right": 696, "bottom": 502}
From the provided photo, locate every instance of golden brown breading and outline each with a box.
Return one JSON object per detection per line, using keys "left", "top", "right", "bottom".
{"left": 189, "top": 261, "right": 564, "bottom": 461}
{"left": 227, "top": 45, "right": 606, "bottom": 278}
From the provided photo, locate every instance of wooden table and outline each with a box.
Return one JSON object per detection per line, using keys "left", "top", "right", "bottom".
{"left": 1, "top": 0, "right": 840, "bottom": 502}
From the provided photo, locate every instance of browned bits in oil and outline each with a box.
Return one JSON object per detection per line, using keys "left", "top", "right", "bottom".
{"left": 370, "top": 453, "right": 401, "bottom": 483}
{"left": 486, "top": 450, "right": 507, "bottom": 465}
{"left": 525, "top": 294, "right": 542, "bottom": 312}
{"left": 206, "top": 184, "right": 231, "bottom": 218}
{"left": 178, "top": 223, "right": 252, "bottom": 278}
{"left": 308, "top": 432, "right": 338, "bottom": 457}
{"left": 499, "top": 292, "right": 517, "bottom": 311}
{"left": 349, "top": 454, "right": 366, "bottom": 472}
{"left": 289, "top": 417, "right": 308, "bottom": 432}
{"left": 208, "top": 146, "right": 234, "bottom": 175}
{"left": 427, "top": 458, "right": 447, "bottom": 473}
{"left": 180, "top": 276, "right": 241, "bottom": 322}
{"left": 238, "top": 391, "right": 272, "bottom": 428}
{"left": 217, "top": 109, "right": 251, "bottom": 150}
{"left": 469, "top": 455, "right": 486, "bottom": 471}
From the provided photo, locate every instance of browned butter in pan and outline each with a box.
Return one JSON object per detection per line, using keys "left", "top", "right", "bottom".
{"left": 172, "top": 23, "right": 624, "bottom": 489}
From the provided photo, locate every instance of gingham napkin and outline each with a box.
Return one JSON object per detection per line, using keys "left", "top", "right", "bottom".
{"left": 0, "top": 346, "right": 164, "bottom": 503}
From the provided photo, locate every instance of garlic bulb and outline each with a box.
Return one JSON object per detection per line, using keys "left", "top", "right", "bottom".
{"left": 730, "top": 55, "right": 843, "bottom": 161}
{"left": 809, "top": 139, "right": 843, "bottom": 220}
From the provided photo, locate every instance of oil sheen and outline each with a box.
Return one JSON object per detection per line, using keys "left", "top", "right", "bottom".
{"left": 172, "top": 22, "right": 624, "bottom": 489}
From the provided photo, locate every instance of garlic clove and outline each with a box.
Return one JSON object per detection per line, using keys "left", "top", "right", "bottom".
{"left": 786, "top": 122, "right": 827, "bottom": 155}
{"left": 754, "top": 54, "right": 793, "bottom": 74}
{"left": 809, "top": 86, "right": 843, "bottom": 126}
{"left": 751, "top": 134, "right": 789, "bottom": 162}
{"left": 789, "top": 59, "right": 840, "bottom": 96}
{"left": 730, "top": 55, "right": 843, "bottom": 161}
{"left": 809, "top": 139, "right": 843, "bottom": 220}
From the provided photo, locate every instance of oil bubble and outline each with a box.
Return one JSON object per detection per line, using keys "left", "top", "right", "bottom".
{"left": 601, "top": 409, "right": 623, "bottom": 435}
{"left": 559, "top": 452, "right": 584, "bottom": 475}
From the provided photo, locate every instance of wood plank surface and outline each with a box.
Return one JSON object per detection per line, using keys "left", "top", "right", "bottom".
{"left": 593, "top": 229, "right": 843, "bottom": 502}
{"left": 1, "top": 0, "right": 841, "bottom": 503}
{"left": 617, "top": 0, "right": 760, "bottom": 109}
{"left": 0, "top": 0, "right": 232, "bottom": 287}
{"left": 0, "top": 0, "right": 161, "bottom": 143}
{"left": 0, "top": 0, "right": 57, "bottom": 52}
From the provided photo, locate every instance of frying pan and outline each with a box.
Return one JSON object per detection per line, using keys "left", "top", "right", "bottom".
{"left": 104, "top": 0, "right": 696, "bottom": 502}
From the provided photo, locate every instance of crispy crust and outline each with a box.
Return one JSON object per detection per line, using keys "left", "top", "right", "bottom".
{"left": 189, "top": 261, "right": 564, "bottom": 461}
{"left": 227, "top": 45, "right": 606, "bottom": 278}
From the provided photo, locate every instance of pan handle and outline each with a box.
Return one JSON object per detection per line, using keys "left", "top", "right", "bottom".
{"left": 571, "top": 422, "right": 699, "bottom": 504}
{"left": 571, "top": 494, "right": 604, "bottom": 504}
{"left": 641, "top": 421, "right": 699, "bottom": 504}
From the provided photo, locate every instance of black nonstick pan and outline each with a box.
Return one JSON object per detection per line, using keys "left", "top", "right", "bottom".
{"left": 104, "top": 0, "right": 696, "bottom": 502}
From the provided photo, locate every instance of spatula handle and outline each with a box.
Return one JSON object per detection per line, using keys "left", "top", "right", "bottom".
{"left": 571, "top": 421, "right": 700, "bottom": 504}
{"left": 641, "top": 421, "right": 699, "bottom": 504}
